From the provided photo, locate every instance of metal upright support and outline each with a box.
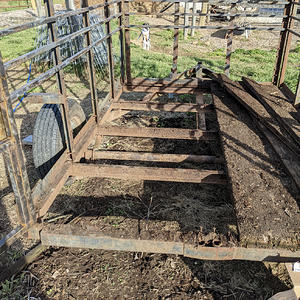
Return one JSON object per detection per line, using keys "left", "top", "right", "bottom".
{"left": 105, "top": 0, "right": 116, "bottom": 99}
{"left": 81, "top": 0, "right": 99, "bottom": 122}
{"left": 124, "top": 0, "right": 131, "bottom": 84}
{"left": 225, "top": 4, "right": 235, "bottom": 77}
{"left": 172, "top": 2, "right": 179, "bottom": 74}
{"left": 294, "top": 72, "right": 300, "bottom": 107}
{"left": 44, "top": 0, "right": 74, "bottom": 155}
{"left": 0, "top": 52, "right": 36, "bottom": 226}
{"left": 183, "top": 3, "right": 189, "bottom": 40}
{"left": 0, "top": 109, "right": 7, "bottom": 141}
{"left": 118, "top": 0, "right": 125, "bottom": 84}
{"left": 191, "top": 3, "right": 196, "bottom": 37}
{"left": 272, "top": 0, "right": 295, "bottom": 86}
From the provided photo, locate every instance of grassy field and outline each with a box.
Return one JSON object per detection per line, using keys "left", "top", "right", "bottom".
{"left": 1, "top": 16, "right": 300, "bottom": 92}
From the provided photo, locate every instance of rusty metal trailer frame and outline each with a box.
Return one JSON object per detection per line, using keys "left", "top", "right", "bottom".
{"left": 1, "top": 0, "right": 300, "bottom": 264}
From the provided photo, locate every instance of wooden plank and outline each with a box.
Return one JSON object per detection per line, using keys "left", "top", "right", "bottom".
{"left": 0, "top": 244, "right": 47, "bottom": 283}
{"left": 256, "top": 120, "right": 300, "bottom": 193}
{"left": 242, "top": 77, "right": 300, "bottom": 148}
{"left": 211, "top": 82, "right": 300, "bottom": 248}
{"left": 213, "top": 73, "right": 300, "bottom": 158}
{"left": 97, "top": 126, "right": 219, "bottom": 140}
{"left": 72, "top": 163, "right": 227, "bottom": 184}
{"left": 196, "top": 92, "right": 206, "bottom": 130}
{"left": 84, "top": 150, "right": 224, "bottom": 164}
{"left": 110, "top": 101, "right": 214, "bottom": 113}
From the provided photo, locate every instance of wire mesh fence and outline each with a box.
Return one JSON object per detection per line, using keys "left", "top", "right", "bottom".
{"left": 34, "top": 11, "right": 118, "bottom": 77}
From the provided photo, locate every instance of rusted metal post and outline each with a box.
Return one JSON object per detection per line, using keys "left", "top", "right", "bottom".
{"left": 105, "top": 0, "right": 116, "bottom": 98}
{"left": 172, "top": 2, "right": 179, "bottom": 74}
{"left": 0, "top": 52, "right": 36, "bottom": 226}
{"left": 183, "top": 3, "right": 189, "bottom": 40}
{"left": 124, "top": 0, "right": 131, "bottom": 84}
{"left": 294, "top": 72, "right": 300, "bottom": 107}
{"left": 118, "top": 0, "right": 125, "bottom": 84}
{"left": 44, "top": 0, "right": 74, "bottom": 155}
{"left": 225, "top": 4, "right": 235, "bottom": 77}
{"left": 0, "top": 110, "right": 7, "bottom": 141}
{"left": 272, "top": 0, "right": 295, "bottom": 86}
{"left": 191, "top": 3, "right": 196, "bottom": 37}
{"left": 81, "top": 0, "right": 99, "bottom": 123}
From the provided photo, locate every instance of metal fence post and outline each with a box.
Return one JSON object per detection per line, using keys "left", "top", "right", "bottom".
{"left": 124, "top": 0, "right": 131, "bottom": 84}
{"left": 44, "top": 0, "right": 74, "bottom": 155}
{"left": 81, "top": 0, "right": 99, "bottom": 122}
{"left": 183, "top": 3, "right": 189, "bottom": 40}
{"left": 105, "top": 0, "right": 116, "bottom": 98}
{"left": 118, "top": 0, "right": 125, "bottom": 84}
{"left": 272, "top": 0, "right": 295, "bottom": 86}
{"left": 225, "top": 4, "right": 236, "bottom": 77}
{"left": 172, "top": 2, "right": 179, "bottom": 74}
{"left": 0, "top": 52, "right": 36, "bottom": 226}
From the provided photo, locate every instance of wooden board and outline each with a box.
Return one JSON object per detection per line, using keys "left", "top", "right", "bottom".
{"left": 242, "top": 77, "right": 300, "bottom": 147}
{"left": 212, "top": 82, "right": 300, "bottom": 248}
{"left": 212, "top": 73, "right": 300, "bottom": 158}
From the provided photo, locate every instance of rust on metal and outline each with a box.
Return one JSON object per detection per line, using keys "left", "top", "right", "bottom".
{"left": 72, "top": 163, "right": 227, "bottom": 184}
{"left": 81, "top": 0, "right": 99, "bottom": 122}
{"left": 40, "top": 224, "right": 300, "bottom": 262}
{"left": 84, "top": 150, "right": 224, "bottom": 164}
{"left": 24, "top": 93, "right": 64, "bottom": 104}
{"left": 172, "top": 2, "right": 179, "bottom": 74}
{"left": 124, "top": 0, "right": 132, "bottom": 84}
{"left": 225, "top": 3, "right": 235, "bottom": 77}
{"left": 98, "top": 126, "right": 219, "bottom": 140}
{"left": 0, "top": 109, "right": 7, "bottom": 140}
{"left": 272, "top": 0, "right": 294, "bottom": 85}
{"left": 110, "top": 101, "right": 214, "bottom": 113}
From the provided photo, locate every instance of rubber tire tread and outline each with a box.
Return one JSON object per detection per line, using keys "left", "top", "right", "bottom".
{"left": 33, "top": 99, "right": 85, "bottom": 179}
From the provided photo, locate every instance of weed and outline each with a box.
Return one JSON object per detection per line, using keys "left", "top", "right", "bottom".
{"left": 105, "top": 208, "right": 112, "bottom": 215}
{"left": 0, "top": 275, "right": 21, "bottom": 299}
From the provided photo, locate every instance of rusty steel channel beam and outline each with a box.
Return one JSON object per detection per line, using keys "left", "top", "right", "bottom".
{"left": 10, "top": 26, "right": 123, "bottom": 102}
{"left": 40, "top": 226, "right": 300, "bottom": 262}
{"left": 110, "top": 101, "right": 214, "bottom": 113}
{"left": 0, "top": 0, "right": 121, "bottom": 38}
{"left": 24, "top": 93, "right": 64, "bottom": 104}
{"left": 84, "top": 150, "right": 224, "bottom": 164}
{"left": 71, "top": 163, "right": 227, "bottom": 184}
{"left": 124, "top": 86, "right": 209, "bottom": 94}
{"left": 129, "top": 77, "right": 201, "bottom": 87}
{"left": 98, "top": 126, "right": 219, "bottom": 140}
{"left": 4, "top": 13, "right": 122, "bottom": 71}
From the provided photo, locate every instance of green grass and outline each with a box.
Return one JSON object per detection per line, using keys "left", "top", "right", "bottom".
{"left": 0, "top": 27, "right": 36, "bottom": 62}
{"left": 0, "top": 0, "right": 30, "bottom": 12}
{"left": 1, "top": 16, "right": 300, "bottom": 93}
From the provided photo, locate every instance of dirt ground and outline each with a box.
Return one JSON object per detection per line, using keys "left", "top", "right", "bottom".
{"left": 0, "top": 7, "right": 299, "bottom": 300}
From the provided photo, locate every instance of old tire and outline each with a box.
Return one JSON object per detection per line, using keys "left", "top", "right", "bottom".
{"left": 33, "top": 99, "right": 86, "bottom": 179}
